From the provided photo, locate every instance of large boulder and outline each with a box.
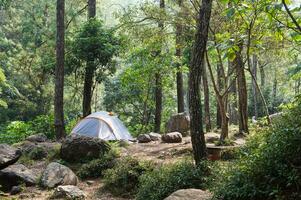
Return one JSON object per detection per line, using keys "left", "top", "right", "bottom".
{"left": 162, "top": 132, "right": 182, "bottom": 143}
{"left": 166, "top": 113, "right": 190, "bottom": 136}
{"left": 60, "top": 135, "right": 110, "bottom": 162}
{"left": 164, "top": 189, "right": 212, "bottom": 200}
{"left": 149, "top": 132, "right": 161, "bottom": 141}
{"left": 0, "top": 164, "right": 37, "bottom": 192}
{"left": 41, "top": 162, "right": 78, "bottom": 188}
{"left": 26, "top": 133, "right": 48, "bottom": 143}
{"left": 0, "top": 144, "right": 22, "bottom": 170}
{"left": 137, "top": 134, "right": 152, "bottom": 143}
{"left": 51, "top": 185, "right": 86, "bottom": 200}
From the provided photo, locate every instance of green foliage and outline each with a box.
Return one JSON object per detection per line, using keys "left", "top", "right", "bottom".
{"left": 0, "top": 121, "right": 33, "bottom": 144}
{"left": 214, "top": 97, "right": 301, "bottom": 200}
{"left": 103, "top": 157, "right": 154, "bottom": 197}
{"left": 0, "top": 114, "right": 68, "bottom": 144}
{"left": 30, "top": 114, "right": 55, "bottom": 139}
{"left": 69, "top": 18, "right": 120, "bottom": 81}
{"left": 136, "top": 160, "right": 210, "bottom": 200}
{"left": 77, "top": 149, "right": 118, "bottom": 179}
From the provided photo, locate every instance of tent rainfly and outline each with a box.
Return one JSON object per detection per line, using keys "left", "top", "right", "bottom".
{"left": 71, "top": 111, "right": 133, "bottom": 141}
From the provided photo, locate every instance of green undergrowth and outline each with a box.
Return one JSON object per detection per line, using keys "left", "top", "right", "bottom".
{"left": 213, "top": 97, "right": 301, "bottom": 200}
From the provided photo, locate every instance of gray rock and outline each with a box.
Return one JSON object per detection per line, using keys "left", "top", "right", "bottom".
{"left": 51, "top": 185, "right": 86, "bottom": 200}
{"left": 205, "top": 133, "right": 220, "bottom": 143}
{"left": 162, "top": 132, "right": 182, "bottom": 143}
{"left": 86, "top": 180, "right": 94, "bottom": 185}
{"left": 10, "top": 185, "right": 22, "bottom": 195}
{"left": 149, "top": 132, "right": 161, "bottom": 141}
{"left": 0, "top": 144, "right": 22, "bottom": 170}
{"left": 164, "top": 189, "right": 212, "bottom": 200}
{"left": 137, "top": 134, "right": 152, "bottom": 143}
{"left": 41, "top": 162, "right": 78, "bottom": 188}
{"left": 0, "top": 164, "right": 37, "bottom": 192}
{"left": 60, "top": 135, "right": 110, "bottom": 162}
{"left": 26, "top": 133, "right": 47, "bottom": 143}
{"left": 166, "top": 113, "right": 190, "bottom": 136}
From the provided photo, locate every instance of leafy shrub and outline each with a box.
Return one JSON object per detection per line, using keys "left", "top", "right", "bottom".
{"left": 77, "top": 150, "right": 118, "bottom": 179}
{"left": 30, "top": 114, "right": 55, "bottom": 139}
{"left": 220, "top": 148, "right": 240, "bottom": 160}
{"left": 213, "top": 97, "right": 301, "bottom": 200}
{"left": 0, "top": 121, "right": 33, "bottom": 144}
{"left": 103, "top": 157, "right": 154, "bottom": 197}
{"left": 136, "top": 160, "right": 210, "bottom": 200}
{"left": 0, "top": 114, "right": 75, "bottom": 144}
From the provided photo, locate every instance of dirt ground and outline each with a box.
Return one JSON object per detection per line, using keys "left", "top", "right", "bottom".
{"left": 1, "top": 133, "right": 245, "bottom": 200}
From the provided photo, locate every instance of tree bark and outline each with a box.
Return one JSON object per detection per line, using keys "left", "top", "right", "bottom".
{"left": 228, "top": 60, "right": 238, "bottom": 124}
{"left": 54, "top": 0, "right": 66, "bottom": 139}
{"left": 218, "top": 96, "right": 229, "bottom": 141}
{"left": 252, "top": 54, "right": 258, "bottom": 119}
{"left": 235, "top": 43, "right": 249, "bottom": 134}
{"left": 82, "top": 0, "right": 96, "bottom": 117}
{"left": 259, "top": 64, "right": 265, "bottom": 88}
{"left": 216, "top": 63, "right": 223, "bottom": 128}
{"left": 176, "top": 0, "right": 185, "bottom": 113}
{"left": 189, "top": 0, "right": 213, "bottom": 164}
{"left": 202, "top": 60, "right": 211, "bottom": 132}
{"left": 154, "top": 73, "right": 163, "bottom": 133}
{"left": 154, "top": 0, "right": 165, "bottom": 133}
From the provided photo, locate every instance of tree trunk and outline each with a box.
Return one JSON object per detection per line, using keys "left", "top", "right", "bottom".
{"left": 228, "top": 60, "right": 238, "bottom": 124}
{"left": 260, "top": 65, "right": 265, "bottom": 88}
{"left": 83, "top": 62, "right": 94, "bottom": 117}
{"left": 88, "top": 0, "right": 96, "bottom": 18}
{"left": 216, "top": 63, "right": 223, "bottom": 128}
{"left": 176, "top": 0, "right": 185, "bottom": 113}
{"left": 154, "top": 0, "right": 165, "bottom": 133}
{"left": 218, "top": 96, "right": 229, "bottom": 141}
{"left": 273, "top": 70, "right": 277, "bottom": 105}
{"left": 54, "top": 0, "right": 66, "bottom": 140}
{"left": 235, "top": 43, "right": 248, "bottom": 134}
{"left": 82, "top": 0, "right": 96, "bottom": 117}
{"left": 252, "top": 54, "right": 258, "bottom": 119}
{"left": 203, "top": 60, "right": 211, "bottom": 132}
{"left": 154, "top": 73, "right": 162, "bottom": 133}
{"left": 189, "top": 0, "right": 213, "bottom": 164}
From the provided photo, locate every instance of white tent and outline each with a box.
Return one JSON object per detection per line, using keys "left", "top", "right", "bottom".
{"left": 71, "top": 111, "right": 133, "bottom": 141}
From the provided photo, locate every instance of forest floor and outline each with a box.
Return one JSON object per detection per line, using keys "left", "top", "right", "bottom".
{"left": 1, "top": 131, "right": 245, "bottom": 200}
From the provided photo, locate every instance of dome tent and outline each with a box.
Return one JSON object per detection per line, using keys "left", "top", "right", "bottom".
{"left": 71, "top": 111, "right": 133, "bottom": 141}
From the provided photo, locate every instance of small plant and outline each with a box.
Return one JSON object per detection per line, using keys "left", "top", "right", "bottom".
{"left": 215, "top": 138, "right": 234, "bottom": 146}
{"left": 77, "top": 150, "right": 118, "bottom": 179}
{"left": 136, "top": 160, "right": 211, "bottom": 200}
{"left": 28, "top": 146, "right": 48, "bottom": 160}
{"left": 103, "top": 156, "right": 154, "bottom": 197}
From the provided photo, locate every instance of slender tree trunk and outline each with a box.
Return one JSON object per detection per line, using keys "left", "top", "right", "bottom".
{"left": 252, "top": 55, "right": 258, "bottom": 119}
{"left": 54, "top": 0, "right": 66, "bottom": 139}
{"left": 260, "top": 65, "right": 265, "bottom": 88}
{"left": 82, "top": 0, "right": 96, "bottom": 117}
{"left": 154, "top": 0, "right": 165, "bottom": 133}
{"left": 83, "top": 62, "right": 94, "bottom": 117}
{"left": 216, "top": 63, "right": 222, "bottom": 128}
{"left": 189, "top": 0, "right": 213, "bottom": 164}
{"left": 273, "top": 70, "right": 277, "bottom": 104}
{"left": 218, "top": 96, "right": 229, "bottom": 141}
{"left": 203, "top": 60, "right": 211, "bottom": 132}
{"left": 228, "top": 60, "right": 238, "bottom": 124}
{"left": 235, "top": 43, "right": 249, "bottom": 134}
{"left": 176, "top": 0, "right": 185, "bottom": 113}
{"left": 154, "top": 73, "right": 163, "bottom": 133}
